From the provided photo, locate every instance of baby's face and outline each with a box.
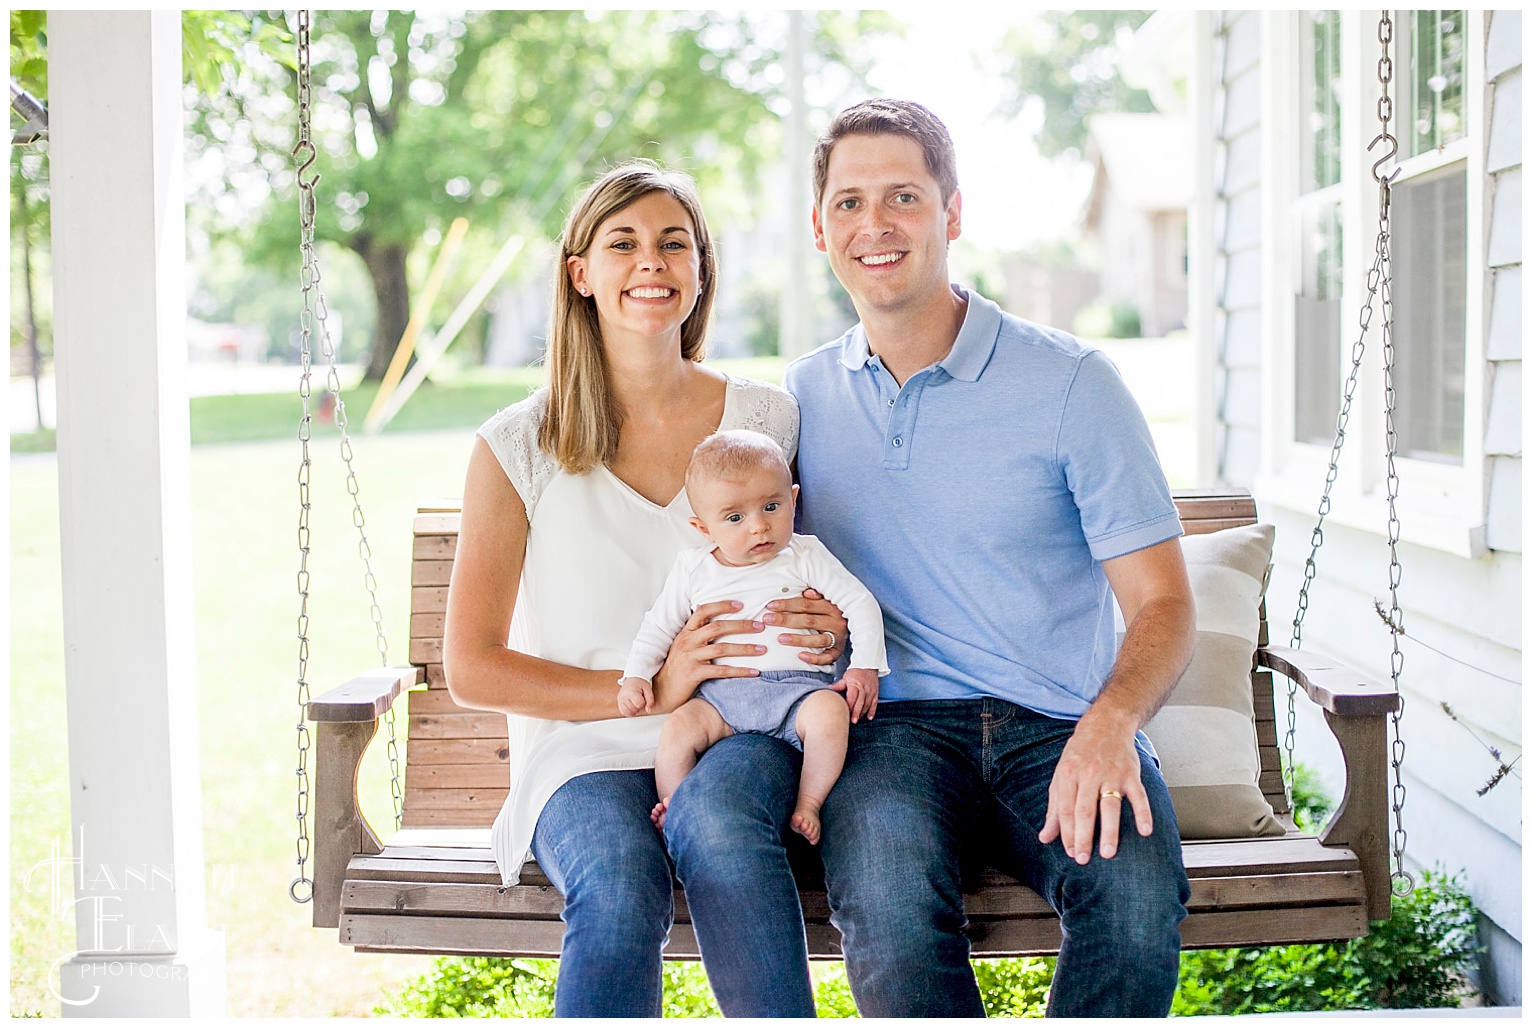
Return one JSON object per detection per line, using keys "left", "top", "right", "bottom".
{"left": 688, "top": 464, "right": 797, "bottom": 567}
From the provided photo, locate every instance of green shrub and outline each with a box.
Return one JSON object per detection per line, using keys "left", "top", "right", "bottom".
{"left": 1072, "top": 298, "right": 1142, "bottom": 339}
{"left": 375, "top": 956, "right": 557, "bottom": 1018}
{"left": 1288, "top": 760, "right": 1336, "bottom": 832}
{"left": 1173, "top": 868, "right": 1480, "bottom": 1015}
{"left": 381, "top": 872, "right": 1478, "bottom": 1019}
{"left": 810, "top": 963, "right": 860, "bottom": 1017}
{"left": 973, "top": 956, "right": 1054, "bottom": 1016}
{"left": 376, "top": 953, "right": 1058, "bottom": 1017}
{"left": 374, "top": 957, "right": 730, "bottom": 1018}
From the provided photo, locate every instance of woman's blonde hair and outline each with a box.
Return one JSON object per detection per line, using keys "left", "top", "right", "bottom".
{"left": 539, "top": 160, "right": 717, "bottom": 474}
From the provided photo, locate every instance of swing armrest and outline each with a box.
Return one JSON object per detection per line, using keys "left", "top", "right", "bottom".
{"left": 306, "top": 666, "right": 421, "bottom": 930}
{"left": 1257, "top": 645, "right": 1400, "bottom": 716}
{"left": 1258, "top": 644, "right": 1397, "bottom": 922}
{"left": 308, "top": 666, "right": 422, "bottom": 722}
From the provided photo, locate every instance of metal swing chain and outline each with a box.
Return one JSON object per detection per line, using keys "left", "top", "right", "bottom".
{"left": 1375, "top": 14, "right": 1412, "bottom": 896}
{"left": 290, "top": 10, "right": 403, "bottom": 905}
{"left": 1287, "top": 11, "right": 1412, "bottom": 897}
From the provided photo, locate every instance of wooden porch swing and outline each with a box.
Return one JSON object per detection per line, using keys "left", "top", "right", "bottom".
{"left": 305, "top": 492, "right": 1400, "bottom": 958}
{"left": 291, "top": 11, "right": 1413, "bottom": 962}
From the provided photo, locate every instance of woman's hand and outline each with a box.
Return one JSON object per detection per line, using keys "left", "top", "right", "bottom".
{"left": 651, "top": 600, "right": 765, "bottom": 713}
{"left": 764, "top": 588, "right": 848, "bottom": 666}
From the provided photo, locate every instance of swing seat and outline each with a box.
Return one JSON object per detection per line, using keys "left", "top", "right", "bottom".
{"left": 307, "top": 491, "right": 1400, "bottom": 958}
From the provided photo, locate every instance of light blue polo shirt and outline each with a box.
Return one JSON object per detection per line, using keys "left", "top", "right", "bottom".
{"left": 784, "top": 285, "right": 1181, "bottom": 720}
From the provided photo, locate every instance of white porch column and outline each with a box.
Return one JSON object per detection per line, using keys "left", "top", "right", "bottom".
{"left": 48, "top": 11, "right": 225, "bottom": 1016}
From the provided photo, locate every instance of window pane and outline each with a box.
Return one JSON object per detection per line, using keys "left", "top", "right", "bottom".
{"left": 1405, "top": 10, "right": 1468, "bottom": 157}
{"left": 1391, "top": 166, "right": 1466, "bottom": 463}
{"left": 1295, "top": 201, "right": 1343, "bottom": 444}
{"left": 1300, "top": 11, "right": 1343, "bottom": 192}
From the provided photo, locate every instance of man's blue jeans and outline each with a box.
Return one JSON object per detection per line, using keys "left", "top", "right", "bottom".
{"left": 531, "top": 757, "right": 817, "bottom": 1018}
{"left": 819, "top": 698, "right": 1190, "bottom": 1017}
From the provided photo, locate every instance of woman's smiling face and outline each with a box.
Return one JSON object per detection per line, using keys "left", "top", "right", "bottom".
{"left": 567, "top": 190, "right": 703, "bottom": 348}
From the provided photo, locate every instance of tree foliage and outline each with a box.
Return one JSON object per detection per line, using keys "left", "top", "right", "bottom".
{"left": 9, "top": 9, "right": 290, "bottom": 372}
{"left": 187, "top": 10, "right": 886, "bottom": 378}
{"left": 998, "top": 10, "right": 1155, "bottom": 160}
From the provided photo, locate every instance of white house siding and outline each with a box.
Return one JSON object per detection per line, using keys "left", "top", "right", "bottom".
{"left": 1211, "top": 11, "right": 1264, "bottom": 485}
{"left": 1485, "top": 12, "right": 1522, "bottom": 556}
{"left": 1195, "top": 11, "right": 1522, "bottom": 1007}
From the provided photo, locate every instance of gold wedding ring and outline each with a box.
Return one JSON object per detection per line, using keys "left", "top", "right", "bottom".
{"left": 1100, "top": 789, "right": 1123, "bottom": 799}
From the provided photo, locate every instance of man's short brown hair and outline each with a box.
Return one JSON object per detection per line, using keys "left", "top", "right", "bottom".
{"left": 813, "top": 98, "right": 959, "bottom": 207}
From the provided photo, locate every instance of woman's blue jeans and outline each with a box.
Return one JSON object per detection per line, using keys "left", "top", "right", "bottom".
{"left": 531, "top": 752, "right": 817, "bottom": 1018}
{"left": 531, "top": 770, "right": 673, "bottom": 1017}
{"left": 819, "top": 698, "right": 1191, "bottom": 1017}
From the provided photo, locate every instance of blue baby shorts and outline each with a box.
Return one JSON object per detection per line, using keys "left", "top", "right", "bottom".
{"left": 697, "top": 669, "right": 836, "bottom": 750}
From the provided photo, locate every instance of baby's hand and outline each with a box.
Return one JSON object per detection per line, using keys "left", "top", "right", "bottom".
{"left": 617, "top": 677, "right": 653, "bottom": 717}
{"left": 835, "top": 667, "right": 880, "bottom": 723}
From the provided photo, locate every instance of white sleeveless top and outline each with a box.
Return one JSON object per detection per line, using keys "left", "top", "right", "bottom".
{"left": 478, "top": 373, "right": 799, "bottom": 884}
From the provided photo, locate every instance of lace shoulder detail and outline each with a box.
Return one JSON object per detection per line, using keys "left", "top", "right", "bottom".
{"left": 725, "top": 375, "right": 800, "bottom": 462}
{"left": 476, "top": 388, "right": 558, "bottom": 520}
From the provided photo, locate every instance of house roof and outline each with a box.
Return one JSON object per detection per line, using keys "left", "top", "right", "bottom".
{"left": 1083, "top": 113, "right": 1191, "bottom": 229}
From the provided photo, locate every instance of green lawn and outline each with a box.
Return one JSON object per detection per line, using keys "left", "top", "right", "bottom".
{"left": 11, "top": 358, "right": 794, "bottom": 453}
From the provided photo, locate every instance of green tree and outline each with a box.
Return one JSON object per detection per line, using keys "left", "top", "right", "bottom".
{"left": 998, "top": 10, "right": 1155, "bottom": 160}
{"left": 8, "top": 9, "right": 289, "bottom": 420}
{"left": 189, "top": 10, "right": 887, "bottom": 380}
{"left": 11, "top": 9, "right": 53, "bottom": 428}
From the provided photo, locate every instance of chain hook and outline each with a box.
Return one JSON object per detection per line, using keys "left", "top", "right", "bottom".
{"left": 1367, "top": 133, "right": 1400, "bottom": 186}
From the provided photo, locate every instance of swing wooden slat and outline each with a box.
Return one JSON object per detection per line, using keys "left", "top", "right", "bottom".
{"left": 307, "top": 490, "right": 1400, "bottom": 957}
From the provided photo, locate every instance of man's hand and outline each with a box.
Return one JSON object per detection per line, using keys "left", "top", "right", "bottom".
{"left": 833, "top": 667, "right": 879, "bottom": 722}
{"left": 764, "top": 588, "right": 848, "bottom": 666}
{"left": 1038, "top": 708, "right": 1152, "bottom": 864}
{"left": 1039, "top": 537, "right": 1194, "bottom": 863}
{"left": 651, "top": 600, "right": 764, "bottom": 712}
{"left": 617, "top": 676, "right": 654, "bottom": 717}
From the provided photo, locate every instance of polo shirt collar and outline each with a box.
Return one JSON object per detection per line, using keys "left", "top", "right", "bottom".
{"left": 836, "top": 284, "right": 1000, "bottom": 382}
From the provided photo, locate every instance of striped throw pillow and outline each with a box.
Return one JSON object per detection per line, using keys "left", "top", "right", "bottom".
{"left": 1143, "top": 522, "right": 1285, "bottom": 839}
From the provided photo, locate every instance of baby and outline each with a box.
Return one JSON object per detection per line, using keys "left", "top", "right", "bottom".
{"left": 619, "top": 429, "right": 887, "bottom": 844}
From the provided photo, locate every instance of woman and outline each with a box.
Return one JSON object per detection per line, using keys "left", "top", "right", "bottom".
{"left": 443, "top": 161, "right": 844, "bottom": 1017}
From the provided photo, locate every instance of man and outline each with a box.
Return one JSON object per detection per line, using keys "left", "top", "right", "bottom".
{"left": 784, "top": 98, "right": 1196, "bottom": 1017}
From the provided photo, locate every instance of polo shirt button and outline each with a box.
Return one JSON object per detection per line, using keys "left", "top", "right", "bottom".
{"left": 892, "top": 436, "right": 903, "bottom": 447}
{"left": 888, "top": 398, "right": 895, "bottom": 407}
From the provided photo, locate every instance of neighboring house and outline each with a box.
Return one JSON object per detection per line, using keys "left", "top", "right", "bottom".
{"left": 999, "top": 255, "right": 1098, "bottom": 337}
{"left": 1082, "top": 112, "right": 1191, "bottom": 336}
{"left": 1162, "top": 9, "right": 1520, "bottom": 1005}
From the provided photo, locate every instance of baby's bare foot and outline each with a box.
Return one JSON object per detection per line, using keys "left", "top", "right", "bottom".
{"left": 650, "top": 798, "right": 670, "bottom": 831}
{"left": 790, "top": 807, "right": 821, "bottom": 845}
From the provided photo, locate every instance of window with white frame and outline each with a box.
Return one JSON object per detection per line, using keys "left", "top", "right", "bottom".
{"left": 1290, "top": 10, "right": 1469, "bottom": 464}
{"left": 1392, "top": 11, "right": 1467, "bottom": 463}
{"left": 1294, "top": 10, "right": 1344, "bottom": 446}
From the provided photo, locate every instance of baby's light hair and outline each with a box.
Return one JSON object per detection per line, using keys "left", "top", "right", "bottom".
{"left": 685, "top": 430, "right": 791, "bottom": 495}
